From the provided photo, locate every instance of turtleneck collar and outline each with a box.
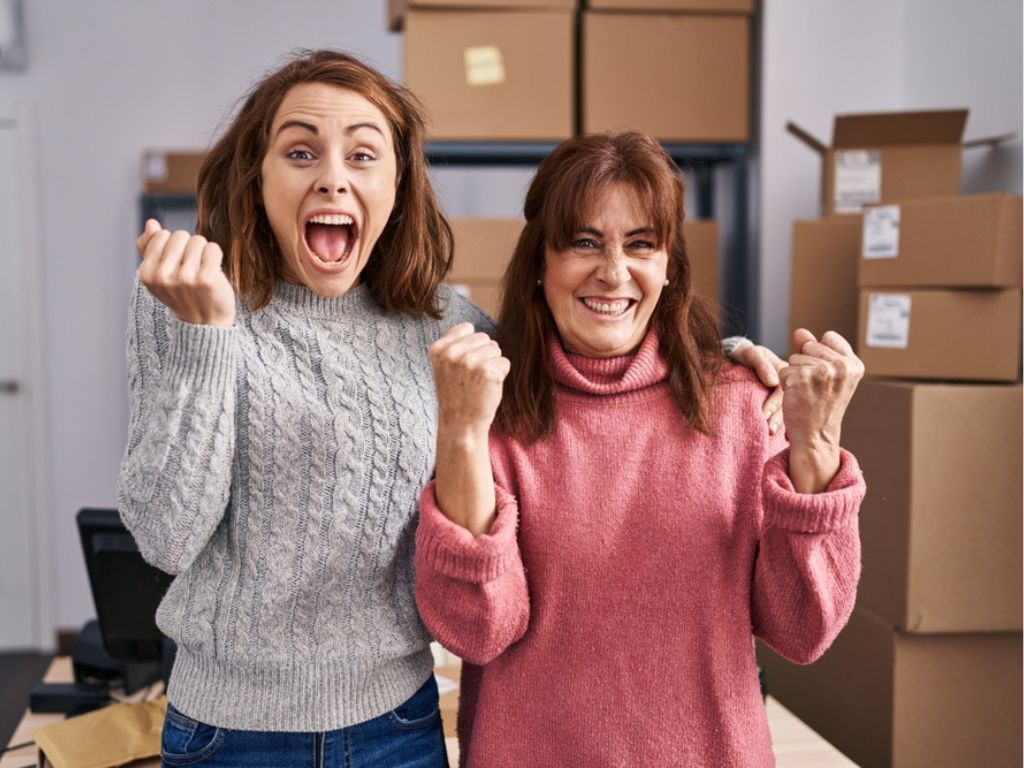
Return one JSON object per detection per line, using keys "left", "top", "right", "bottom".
{"left": 549, "top": 329, "right": 669, "bottom": 397}
{"left": 269, "top": 280, "right": 381, "bottom": 320}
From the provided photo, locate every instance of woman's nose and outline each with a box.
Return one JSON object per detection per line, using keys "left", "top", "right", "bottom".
{"left": 316, "top": 158, "right": 349, "bottom": 195}
{"left": 597, "top": 248, "right": 628, "bottom": 285}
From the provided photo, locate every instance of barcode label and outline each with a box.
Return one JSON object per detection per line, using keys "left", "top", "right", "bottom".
{"left": 865, "top": 293, "right": 911, "bottom": 349}
{"left": 862, "top": 205, "right": 901, "bottom": 259}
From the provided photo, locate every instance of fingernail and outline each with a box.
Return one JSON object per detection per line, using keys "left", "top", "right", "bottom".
{"left": 769, "top": 422, "right": 779, "bottom": 434}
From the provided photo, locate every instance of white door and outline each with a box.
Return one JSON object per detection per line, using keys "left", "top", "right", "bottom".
{"left": 0, "top": 111, "right": 41, "bottom": 649}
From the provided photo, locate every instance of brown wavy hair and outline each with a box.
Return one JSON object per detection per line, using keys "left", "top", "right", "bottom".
{"left": 196, "top": 49, "right": 451, "bottom": 316}
{"left": 494, "top": 131, "right": 723, "bottom": 442}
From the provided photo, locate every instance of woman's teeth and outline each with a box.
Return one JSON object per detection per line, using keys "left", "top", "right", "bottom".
{"left": 582, "top": 298, "right": 630, "bottom": 315}
{"left": 308, "top": 213, "right": 353, "bottom": 226}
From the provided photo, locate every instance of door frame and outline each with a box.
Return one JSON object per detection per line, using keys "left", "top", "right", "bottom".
{"left": 1, "top": 103, "right": 55, "bottom": 651}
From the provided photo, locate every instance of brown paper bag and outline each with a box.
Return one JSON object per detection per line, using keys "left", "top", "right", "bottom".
{"left": 34, "top": 696, "right": 167, "bottom": 768}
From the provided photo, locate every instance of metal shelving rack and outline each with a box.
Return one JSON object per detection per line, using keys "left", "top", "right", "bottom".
{"left": 139, "top": 140, "right": 754, "bottom": 336}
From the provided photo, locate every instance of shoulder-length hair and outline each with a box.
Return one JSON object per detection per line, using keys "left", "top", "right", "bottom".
{"left": 196, "top": 49, "right": 451, "bottom": 316}
{"left": 494, "top": 131, "right": 723, "bottom": 441}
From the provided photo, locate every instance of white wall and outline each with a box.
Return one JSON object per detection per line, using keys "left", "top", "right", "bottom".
{"left": 759, "top": 0, "right": 1023, "bottom": 353}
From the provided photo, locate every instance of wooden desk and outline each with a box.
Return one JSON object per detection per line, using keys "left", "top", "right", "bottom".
{"left": 4, "top": 660, "right": 855, "bottom": 767}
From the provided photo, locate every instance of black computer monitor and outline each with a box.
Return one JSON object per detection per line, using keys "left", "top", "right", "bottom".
{"left": 76, "top": 508, "right": 173, "bottom": 663}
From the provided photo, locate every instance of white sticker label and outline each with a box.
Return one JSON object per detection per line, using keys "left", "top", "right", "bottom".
{"left": 862, "top": 205, "right": 901, "bottom": 259}
{"left": 865, "top": 293, "right": 911, "bottom": 349}
{"left": 834, "top": 150, "right": 881, "bottom": 214}
{"left": 464, "top": 46, "right": 505, "bottom": 86}
{"left": 144, "top": 152, "right": 168, "bottom": 182}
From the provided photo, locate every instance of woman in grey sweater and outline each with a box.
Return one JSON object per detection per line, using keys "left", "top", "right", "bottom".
{"left": 118, "top": 48, "right": 783, "bottom": 767}
{"left": 119, "top": 49, "right": 487, "bottom": 766}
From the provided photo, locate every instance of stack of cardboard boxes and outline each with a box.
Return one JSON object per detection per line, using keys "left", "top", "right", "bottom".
{"left": 393, "top": 0, "right": 754, "bottom": 143}
{"left": 770, "top": 109, "right": 1022, "bottom": 767}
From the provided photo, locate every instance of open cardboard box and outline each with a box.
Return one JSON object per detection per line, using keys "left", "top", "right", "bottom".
{"left": 787, "top": 109, "right": 1014, "bottom": 217}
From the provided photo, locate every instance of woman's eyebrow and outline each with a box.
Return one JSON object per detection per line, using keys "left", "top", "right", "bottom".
{"left": 576, "top": 226, "right": 656, "bottom": 237}
{"left": 274, "top": 120, "right": 317, "bottom": 138}
{"left": 346, "top": 121, "right": 387, "bottom": 138}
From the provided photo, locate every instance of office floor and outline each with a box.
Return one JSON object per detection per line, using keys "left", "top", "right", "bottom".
{"left": 0, "top": 654, "right": 51, "bottom": 748}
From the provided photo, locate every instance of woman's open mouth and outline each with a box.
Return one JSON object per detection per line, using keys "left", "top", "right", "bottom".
{"left": 580, "top": 297, "right": 636, "bottom": 317}
{"left": 304, "top": 213, "right": 359, "bottom": 267}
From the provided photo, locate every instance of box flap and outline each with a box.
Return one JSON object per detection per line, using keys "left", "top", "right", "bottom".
{"left": 963, "top": 130, "right": 1018, "bottom": 149}
{"left": 786, "top": 121, "right": 828, "bottom": 154}
{"left": 833, "top": 109, "right": 967, "bottom": 148}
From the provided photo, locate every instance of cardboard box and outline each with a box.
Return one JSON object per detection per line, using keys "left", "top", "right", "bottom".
{"left": 449, "top": 218, "right": 524, "bottom": 281}
{"left": 404, "top": 9, "right": 574, "bottom": 140}
{"left": 685, "top": 219, "right": 718, "bottom": 302}
{"left": 842, "top": 379, "right": 1023, "bottom": 632}
{"left": 788, "top": 110, "right": 972, "bottom": 218}
{"left": 859, "top": 194, "right": 1023, "bottom": 288}
{"left": 857, "top": 288, "right": 1022, "bottom": 381}
{"left": 388, "top": 0, "right": 575, "bottom": 31}
{"left": 582, "top": 10, "right": 751, "bottom": 141}
{"left": 142, "top": 150, "right": 205, "bottom": 194}
{"left": 586, "top": 0, "right": 753, "bottom": 9}
{"left": 789, "top": 217, "right": 860, "bottom": 354}
{"left": 758, "top": 609, "right": 1022, "bottom": 768}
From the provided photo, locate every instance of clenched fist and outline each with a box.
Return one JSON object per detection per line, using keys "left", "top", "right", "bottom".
{"left": 780, "top": 328, "right": 865, "bottom": 493}
{"left": 429, "top": 323, "right": 510, "bottom": 436}
{"left": 137, "top": 219, "right": 236, "bottom": 328}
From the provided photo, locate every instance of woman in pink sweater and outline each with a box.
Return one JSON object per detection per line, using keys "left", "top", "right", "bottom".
{"left": 415, "top": 131, "right": 866, "bottom": 767}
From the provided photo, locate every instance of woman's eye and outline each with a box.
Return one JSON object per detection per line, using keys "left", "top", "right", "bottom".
{"left": 286, "top": 149, "right": 315, "bottom": 161}
{"left": 629, "top": 240, "right": 656, "bottom": 251}
{"left": 571, "top": 238, "right": 599, "bottom": 250}
{"left": 351, "top": 150, "right": 377, "bottom": 162}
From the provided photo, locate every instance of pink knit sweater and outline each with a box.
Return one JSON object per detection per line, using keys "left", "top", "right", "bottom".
{"left": 415, "top": 332, "right": 864, "bottom": 767}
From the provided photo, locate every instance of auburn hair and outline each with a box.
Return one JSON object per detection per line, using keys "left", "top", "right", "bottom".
{"left": 196, "top": 49, "right": 451, "bottom": 316}
{"left": 494, "top": 131, "right": 723, "bottom": 442}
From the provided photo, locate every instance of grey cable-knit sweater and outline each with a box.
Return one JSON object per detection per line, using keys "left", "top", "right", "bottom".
{"left": 117, "top": 274, "right": 493, "bottom": 732}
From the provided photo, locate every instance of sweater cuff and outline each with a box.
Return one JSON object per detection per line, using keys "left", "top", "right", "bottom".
{"left": 416, "top": 482, "right": 520, "bottom": 583}
{"left": 165, "top": 316, "right": 236, "bottom": 392}
{"left": 762, "top": 448, "right": 865, "bottom": 533}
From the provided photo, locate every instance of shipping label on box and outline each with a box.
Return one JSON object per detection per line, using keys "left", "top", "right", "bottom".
{"left": 861, "top": 205, "right": 900, "bottom": 259}
{"left": 464, "top": 45, "right": 505, "bottom": 86}
{"left": 833, "top": 149, "right": 881, "bottom": 214}
{"left": 864, "top": 293, "right": 911, "bottom": 349}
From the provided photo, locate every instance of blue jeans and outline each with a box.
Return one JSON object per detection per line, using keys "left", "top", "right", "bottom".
{"left": 160, "top": 675, "right": 448, "bottom": 768}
